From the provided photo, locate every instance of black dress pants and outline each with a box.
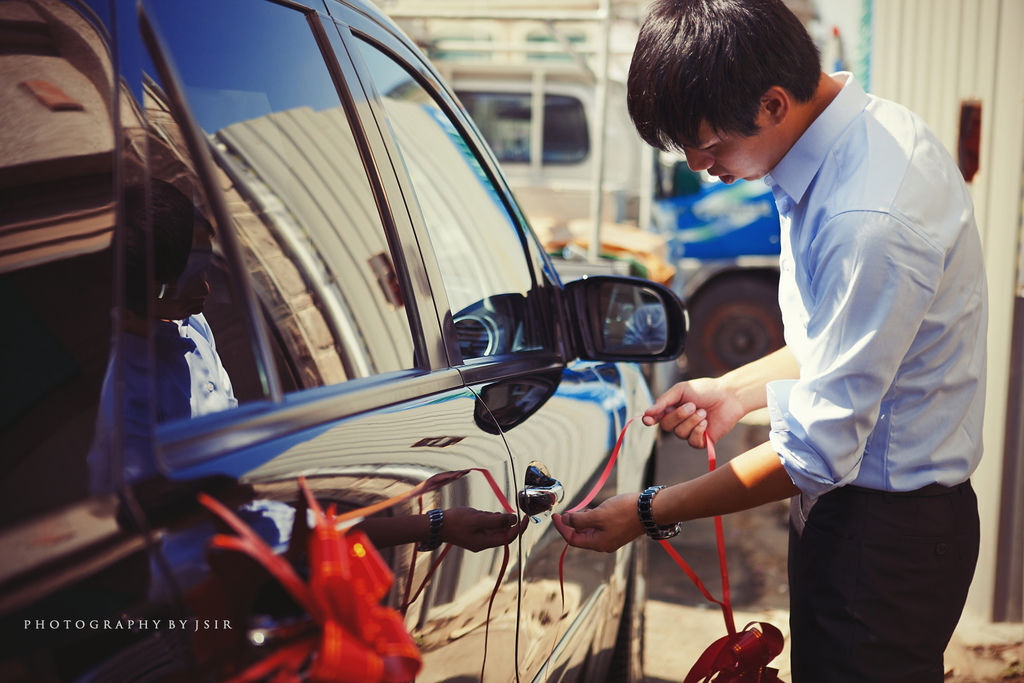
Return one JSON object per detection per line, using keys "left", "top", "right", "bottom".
{"left": 788, "top": 481, "right": 979, "bottom": 682}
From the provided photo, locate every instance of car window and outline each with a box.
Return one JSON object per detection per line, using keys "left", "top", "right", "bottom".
{"left": 146, "top": 0, "right": 416, "bottom": 391}
{"left": 352, "top": 38, "right": 553, "bottom": 360}
{"left": 457, "top": 91, "right": 590, "bottom": 165}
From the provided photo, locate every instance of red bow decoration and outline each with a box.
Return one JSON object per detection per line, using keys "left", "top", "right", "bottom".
{"left": 683, "top": 621, "right": 785, "bottom": 682}
{"left": 198, "top": 477, "right": 421, "bottom": 683}
{"left": 199, "top": 468, "right": 516, "bottom": 682}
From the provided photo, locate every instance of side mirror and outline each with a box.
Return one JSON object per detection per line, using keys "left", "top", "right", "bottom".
{"left": 564, "top": 275, "right": 687, "bottom": 361}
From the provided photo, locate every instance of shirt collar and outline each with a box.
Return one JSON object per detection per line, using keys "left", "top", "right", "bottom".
{"left": 767, "top": 72, "right": 869, "bottom": 204}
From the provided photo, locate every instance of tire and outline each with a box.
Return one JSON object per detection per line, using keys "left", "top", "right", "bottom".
{"left": 685, "top": 273, "right": 784, "bottom": 378}
{"left": 608, "top": 539, "right": 648, "bottom": 683}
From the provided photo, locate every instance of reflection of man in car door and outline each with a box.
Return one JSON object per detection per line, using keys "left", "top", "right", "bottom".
{"left": 89, "top": 181, "right": 526, "bottom": 553}
{"left": 88, "top": 179, "right": 236, "bottom": 492}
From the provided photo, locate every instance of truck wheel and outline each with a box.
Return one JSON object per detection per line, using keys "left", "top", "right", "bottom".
{"left": 686, "top": 275, "right": 783, "bottom": 378}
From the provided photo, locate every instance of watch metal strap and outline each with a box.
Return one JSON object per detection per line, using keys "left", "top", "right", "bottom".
{"left": 417, "top": 508, "right": 444, "bottom": 551}
{"left": 637, "top": 485, "right": 681, "bottom": 540}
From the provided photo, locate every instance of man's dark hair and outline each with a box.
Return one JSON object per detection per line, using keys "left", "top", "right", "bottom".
{"left": 123, "top": 179, "right": 204, "bottom": 315}
{"left": 627, "top": 0, "right": 821, "bottom": 151}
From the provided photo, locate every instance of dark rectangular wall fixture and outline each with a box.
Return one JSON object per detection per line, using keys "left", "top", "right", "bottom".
{"left": 957, "top": 100, "right": 982, "bottom": 183}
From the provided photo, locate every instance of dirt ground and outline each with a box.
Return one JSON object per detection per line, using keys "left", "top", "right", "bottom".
{"left": 643, "top": 417, "right": 1023, "bottom": 682}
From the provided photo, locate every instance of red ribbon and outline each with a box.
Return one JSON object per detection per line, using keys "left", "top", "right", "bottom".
{"left": 556, "top": 415, "right": 636, "bottom": 605}
{"left": 555, "top": 417, "right": 785, "bottom": 682}
{"left": 657, "top": 438, "right": 735, "bottom": 635}
{"left": 660, "top": 436, "right": 785, "bottom": 682}
{"left": 200, "top": 415, "right": 784, "bottom": 682}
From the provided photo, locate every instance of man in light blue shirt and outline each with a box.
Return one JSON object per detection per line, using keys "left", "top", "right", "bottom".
{"left": 553, "top": 0, "right": 986, "bottom": 679}
{"left": 764, "top": 72, "right": 985, "bottom": 500}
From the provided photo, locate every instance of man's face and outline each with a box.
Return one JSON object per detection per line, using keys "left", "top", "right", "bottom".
{"left": 680, "top": 117, "right": 784, "bottom": 184}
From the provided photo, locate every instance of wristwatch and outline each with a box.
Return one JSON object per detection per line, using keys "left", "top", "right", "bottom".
{"left": 417, "top": 508, "right": 444, "bottom": 551}
{"left": 637, "top": 485, "right": 681, "bottom": 540}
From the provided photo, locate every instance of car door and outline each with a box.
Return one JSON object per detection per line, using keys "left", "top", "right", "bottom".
{"left": 332, "top": 9, "right": 659, "bottom": 680}
{"left": 82, "top": 0, "right": 525, "bottom": 680}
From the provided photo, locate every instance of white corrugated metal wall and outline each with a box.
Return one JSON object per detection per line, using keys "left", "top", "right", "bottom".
{"left": 870, "top": 0, "right": 1024, "bottom": 622}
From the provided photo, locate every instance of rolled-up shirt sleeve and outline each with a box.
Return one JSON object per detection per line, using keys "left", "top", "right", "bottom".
{"left": 770, "top": 210, "right": 942, "bottom": 498}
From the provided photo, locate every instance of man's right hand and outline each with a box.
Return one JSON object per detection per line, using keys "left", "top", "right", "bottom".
{"left": 642, "top": 377, "right": 746, "bottom": 448}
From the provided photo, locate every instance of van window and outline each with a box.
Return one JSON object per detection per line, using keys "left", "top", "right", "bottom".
{"left": 457, "top": 91, "right": 589, "bottom": 165}
{"left": 145, "top": 0, "right": 416, "bottom": 391}
{"left": 353, "top": 38, "right": 553, "bottom": 360}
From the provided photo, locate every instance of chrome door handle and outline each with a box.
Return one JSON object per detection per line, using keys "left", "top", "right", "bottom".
{"left": 518, "top": 462, "right": 564, "bottom": 520}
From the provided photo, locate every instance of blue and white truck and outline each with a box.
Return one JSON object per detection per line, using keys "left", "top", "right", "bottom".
{"left": 648, "top": 159, "right": 783, "bottom": 377}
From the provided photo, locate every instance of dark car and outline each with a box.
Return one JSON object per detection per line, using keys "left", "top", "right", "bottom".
{"left": 0, "top": 0, "right": 687, "bottom": 681}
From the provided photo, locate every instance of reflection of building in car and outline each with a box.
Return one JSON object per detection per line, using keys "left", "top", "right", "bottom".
{"left": 0, "top": 0, "right": 117, "bottom": 526}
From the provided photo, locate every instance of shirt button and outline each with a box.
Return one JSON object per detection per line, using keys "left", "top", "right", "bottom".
{"left": 206, "top": 381, "right": 216, "bottom": 393}
{"left": 935, "top": 542, "right": 950, "bottom": 556}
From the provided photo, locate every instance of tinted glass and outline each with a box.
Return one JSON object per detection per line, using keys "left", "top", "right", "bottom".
{"left": 542, "top": 94, "right": 589, "bottom": 163}
{"left": 354, "top": 39, "right": 553, "bottom": 359}
{"left": 0, "top": 0, "right": 115, "bottom": 515}
{"left": 149, "top": 0, "right": 415, "bottom": 390}
{"left": 458, "top": 92, "right": 531, "bottom": 162}
{"left": 458, "top": 91, "right": 589, "bottom": 164}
